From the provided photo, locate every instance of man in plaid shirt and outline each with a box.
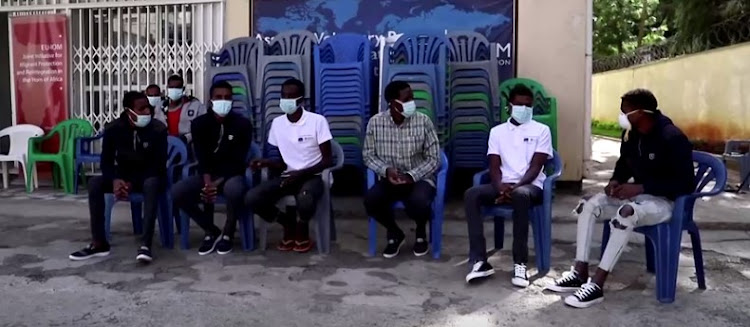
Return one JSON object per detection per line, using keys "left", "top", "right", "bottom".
{"left": 363, "top": 81, "right": 441, "bottom": 258}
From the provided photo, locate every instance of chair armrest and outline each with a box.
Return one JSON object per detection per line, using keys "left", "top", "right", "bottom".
{"left": 472, "top": 169, "right": 489, "bottom": 187}
{"left": 181, "top": 162, "right": 199, "bottom": 180}
{"left": 366, "top": 169, "right": 376, "bottom": 188}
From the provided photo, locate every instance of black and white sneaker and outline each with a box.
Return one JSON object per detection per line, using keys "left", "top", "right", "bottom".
{"left": 136, "top": 246, "right": 153, "bottom": 263}
{"left": 198, "top": 234, "right": 221, "bottom": 255}
{"left": 465, "top": 261, "right": 495, "bottom": 283}
{"left": 564, "top": 278, "right": 604, "bottom": 308}
{"left": 546, "top": 267, "right": 584, "bottom": 292}
{"left": 413, "top": 238, "right": 429, "bottom": 257}
{"left": 69, "top": 244, "right": 110, "bottom": 261}
{"left": 511, "top": 263, "right": 530, "bottom": 288}
{"left": 382, "top": 235, "right": 405, "bottom": 259}
{"left": 216, "top": 235, "right": 233, "bottom": 255}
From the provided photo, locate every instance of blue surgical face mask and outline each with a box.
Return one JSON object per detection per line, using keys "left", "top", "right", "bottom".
{"left": 510, "top": 105, "right": 533, "bottom": 124}
{"left": 167, "top": 88, "right": 184, "bottom": 101}
{"left": 279, "top": 97, "right": 301, "bottom": 115}
{"left": 129, "top": 109, "right": 151, "bottom": 128}
{"left": 147, "top": 96, "right": 162, "bottom": 109}
{"left": 396, "top": 100, "right": 417, "bottom": 118}
{"left": 211, "top": 100, "right": 233, "bottom": 117}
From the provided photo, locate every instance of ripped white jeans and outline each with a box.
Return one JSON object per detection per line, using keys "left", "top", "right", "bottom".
{"left": 574, "top": 192, "right": 673, "bottom": 272}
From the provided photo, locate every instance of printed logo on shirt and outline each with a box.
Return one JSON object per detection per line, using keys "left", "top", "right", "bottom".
{"left": 143, "top": 142, "right": 149, "bottom": 148}
{"left": 228, "top": 135, "right": 234, "bottom": 141}
{"left": 649, "top": 153, "right": 655, "bottom": 160}
{"left": 298, "top": 134, "right": 315, "bottom": 142}
{"left": 188, "top": 109, "right": 195, "bottom": 116}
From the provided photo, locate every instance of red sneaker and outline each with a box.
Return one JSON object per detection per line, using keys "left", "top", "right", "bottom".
{"left": 293, "top": 240, "right": 314, "bottom": 253}
{"left": 277, "top": 239, "right": 294, "bottom": 251}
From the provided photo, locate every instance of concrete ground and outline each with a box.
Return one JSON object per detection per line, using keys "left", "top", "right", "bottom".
{"left": 0, "top": 137, "right": 749, "bottom": 326}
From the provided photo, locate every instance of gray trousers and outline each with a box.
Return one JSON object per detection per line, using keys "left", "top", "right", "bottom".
{"left": 172, "top": 175, "right": 248, "bottom": 238}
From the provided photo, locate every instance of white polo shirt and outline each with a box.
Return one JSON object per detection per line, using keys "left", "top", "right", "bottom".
{"left": 268, "top": 109, "right": 333, "bottom": 172}
{"left": 487, "top": 119, "right": 553, "bottom": 189}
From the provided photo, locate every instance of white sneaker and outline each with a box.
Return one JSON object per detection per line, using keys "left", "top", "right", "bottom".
{"left": 511, "top": 263, "right": 529, "bottom": 288}
{"left": 465, "top": 261, "right": 495, "bottom": 283}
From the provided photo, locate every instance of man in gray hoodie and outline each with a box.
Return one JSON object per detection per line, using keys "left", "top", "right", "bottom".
{"left": 153, "top": 74, "right": 206, "bottom": 144}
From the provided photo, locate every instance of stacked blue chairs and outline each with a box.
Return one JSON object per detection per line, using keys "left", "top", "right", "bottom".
{"left": 447, "top": 32, "right": 500, "bottom": 169}
{"left": 600, "top": 151, "right": 727, "bottom": 303}
{"left": 314, "top": 33, "right": 371, "bottom": 167}
{"left": 103, "top": 136, "right": 188, "bottom": 249}
{"left": 205, "top": 67, "right": 255, "bottom": 129}
{"left": 73, "top": 133, "right": 103, "bottom": 194}
{"left": 472, "top": 150, "right": 562, "bottom": 275}
{"left": 264, "top": 30, "right": 316, "bottom": 101}
{"left": 381, "top": 33, "right": 448, "bottom": 145}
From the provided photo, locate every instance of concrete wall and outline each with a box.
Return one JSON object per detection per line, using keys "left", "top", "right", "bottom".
{"left": 225, "top": 0, "right": 251, "bottom": 40}
{"left": 593, "top": 42, "right": 750, "bottom": 142}
{"left": 517, "top": 0, "right": 588, "bottom": 182}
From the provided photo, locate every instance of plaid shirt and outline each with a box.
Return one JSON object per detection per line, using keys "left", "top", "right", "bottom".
{"left": 363, "top": 111, "right": 440, "bottom": 186}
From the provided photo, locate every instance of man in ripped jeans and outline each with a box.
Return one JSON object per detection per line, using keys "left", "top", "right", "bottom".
{"left": 546, "top": 89, "right": 694, "bottom": 308}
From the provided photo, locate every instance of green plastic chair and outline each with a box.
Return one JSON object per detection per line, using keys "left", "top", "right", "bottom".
{"left": 26, "top": 119, "right": 94, "bottom": 193}
{"left": 499, "top": 78, "right": 558, "bottom": 149}
{"left": 334, "top": 136, "right": 361, "bottom": 146}
{"left": 452, "top": 93, "right": 490, "bottom": 105}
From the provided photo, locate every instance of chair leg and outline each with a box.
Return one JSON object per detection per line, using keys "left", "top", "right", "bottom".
{"left": 431, "top": 206, "right": 443, "bottom": 259}
{"left": 157, "top": 195, "right": 174, "bottom": 249}
{"left": 104, "top": 194, "right": 116, "bottom": 241}
{"left": 239, "top": 209, "right": 256, "bottom": 251}
{"left": 687, "top": 224, "right": 706, "bottom": 289}
{"left": 493, "top": 216, "right": 505, "bottom": 251}
{"left": 259, "top": 218, "right": 269, "bottom": 252}
{"left": 368, "top": 217, "right": 378, "bottom": 257}
{"left": 1, "top": 161, "right": 8, "bottom": 189}
{"left": 130, "top": 201, "right": 144, "bottom": 235}
{"left": 316, "top": 194, "right": 331, "bottom": 254}
{"left": 532, "top": 207, "right": 551, "bottom": 275}
{"left": 73, "top": 163, "right": 80, "bottom": 194}
{"left": 653, "top": 227, "right": 680, "bottom": 303}
{"left": 645, "top": 236, "right": 656, "bottom": 273}
{"left": 179, "top": 210, "right": 191, "bottom": 250}
{"left": 32, "top": 164, "right": 39, "bottom": 189}
{"left": 25, "top": 160, "right": 35, "bottom": 193}
{"left": 18, "top": 161, "right": 28, "bottom": 188}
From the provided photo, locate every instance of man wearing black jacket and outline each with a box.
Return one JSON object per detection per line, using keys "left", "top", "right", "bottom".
{"left": 69, "top": 91, "right": 168, "bottom": 263}
{"left": 172, "top": 81, "right": 252, "bottom": 256}
{"left": 547, "top": 89, "right": 694, "bottom": 308}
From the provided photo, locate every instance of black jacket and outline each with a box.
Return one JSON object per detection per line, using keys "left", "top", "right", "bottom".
{"left": 612, "top": 111, "right": 694, "bottom": 200}
{"left": 101, "top": 113, "right": 168, "bottom": 182}
{"left": 191, "top": 111, "right": 252, "bottom": 178}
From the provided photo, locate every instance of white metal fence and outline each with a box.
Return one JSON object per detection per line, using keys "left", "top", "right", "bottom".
{"left": 1, "top": 0, "right": 224, "bottom": 131}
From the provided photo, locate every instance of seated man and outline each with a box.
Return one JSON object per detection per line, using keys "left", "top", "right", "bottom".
{"left": 153, "top": 74, "right": 206, "bottom": 143}
{"left": 363, "top": 80, "right": 440, "bottom": 258}
{"left": 145, "top": 84, "right": 163, "bottom": 112}
{"left": 69, "top": 91, "right": 168, "bottom": 263}
{"left": 463, "top": 84, "right": 553, "bottom": 287}
{"left": 172, "top": 81, "right": 252, "bottom": 256}
{"left": 547, "top": 89, "right": 694, "bottom": 308}
{"left": 245, "top": 78, "right": 333, "bottom": 253}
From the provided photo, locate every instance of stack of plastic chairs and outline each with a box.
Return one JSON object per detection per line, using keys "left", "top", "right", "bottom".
{"left": 313, "top": 33, "right": 371, "bottom": 167}
{"left": 499, "top": 78, "right": 559, "bottom": 149}
{"left": 205, "top": 37, "right": 261, "bottom": 138}
{"left": 257, "top": 30, "right": 316, "bottom": 158}
{"left": 381, "top": 33, "right": 448, "bottom": 145}
{"left": 446, "top": 32, "right": 500, "bottom": 169}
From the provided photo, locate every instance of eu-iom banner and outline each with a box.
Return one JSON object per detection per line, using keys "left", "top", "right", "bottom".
{"left": 252, "top": 0, "right": 514, "bottom": 81}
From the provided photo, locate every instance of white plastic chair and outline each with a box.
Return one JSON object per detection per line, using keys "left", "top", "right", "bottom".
{"left": 0, "top": 124, "right": 44, "bottom": 189}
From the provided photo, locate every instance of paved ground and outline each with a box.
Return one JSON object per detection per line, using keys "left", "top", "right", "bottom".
{"left": 0, "top": 137, "right": 749, "bottom": 326}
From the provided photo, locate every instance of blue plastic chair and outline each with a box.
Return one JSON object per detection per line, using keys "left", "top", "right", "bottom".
{"left": 178, "top": 143, "right": 261, "bottom": 251}
{"left": 471, "top": 150, "right": 563, "bottom": 274}
{"left": 73, "top": 133, "right": 103, "bottom": 194}
{"left": 367, "top": 151, "right": 449, "bottom": 259}
{"left": 103, "top": 136, "right": 188, "bottom": 249}
{"left": 600, "top": 151, "right": 727, "bottom": 303}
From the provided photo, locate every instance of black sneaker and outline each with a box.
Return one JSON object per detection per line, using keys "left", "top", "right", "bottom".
{"left": 216, "top": 235, "right": 233, "bottom": 255}
{"left": 198, "top": 234, "right": 220, "bottom": 255}
{"left": 382, "top": 235, "right": 405, "bottom": 259}
{"left": 565, "top": 278, "right": 604, "bottom": 308}
{"left": 465, "top": 261, "right": 495, "bottom": 283}
{"left": 546, "top": 267, "right": 584, "bottom": 292}
{"left": 69, "top": 244, "right": 110, "bottom": 261}
{"left": 136, "top": 246, "right": 152, "bottom": 263}
{"left": 413, "top": 238, "right": 429, "bottom": 257}
{"left": 511, "top": 263, "right": 530, "bottom": 288}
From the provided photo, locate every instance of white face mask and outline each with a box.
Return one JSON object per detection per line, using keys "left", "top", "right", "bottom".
{"left": 618, "top": 112, "right": 632, "bottom": 130}
{"left": 510, "top": 105, "right": 533, "bottom": 124}
{"left": 395, "top": 100, "right": 417, "bottom": 117}
{"left": 147, "top": 96, "right": 162, "bottom": 109}
{"left": 279, "top": 97, "right": 302, "bottom": 115}
{"left": 211, "top": 100, "right": 233, "bottom": 117}
{"left": 129, "top": 109, "right": 151, "bottom": 128}
{"left": 167, "top": 88, "right": 184, "bottom": 101}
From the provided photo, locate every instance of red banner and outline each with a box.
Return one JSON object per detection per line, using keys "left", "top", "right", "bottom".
{"left": 12, "top": 14, "right": 69, "bottom": 130}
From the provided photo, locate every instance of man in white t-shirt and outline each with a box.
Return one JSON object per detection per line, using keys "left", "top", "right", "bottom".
{"left": 463, "top": 84, "right": 553, "bottom": 287}
{"left": 244, "top": 78, "right": 334, "bottom": 253}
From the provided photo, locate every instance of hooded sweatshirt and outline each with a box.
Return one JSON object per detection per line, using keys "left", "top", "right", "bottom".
{"left": 101, "top": 112, "right": 168, "bottom": 182}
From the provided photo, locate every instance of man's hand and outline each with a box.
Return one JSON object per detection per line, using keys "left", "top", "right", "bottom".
{"left": 250, "top": 159, "right": 271, "bottom": 171}
{"left": 605, "top": 180, "right": 620, "bottom": 197}
{"left": 611, "top": 183, "right": 644, "bottom": 200}
{"left": 494, "top": 183, "right": 514, "bottom": 204}
{"left": 397, "top": 173, "right": 414, "bottom": 184}
{"left": 113, "top": 179, "right": 130, "bottom": 200}
{"left": 386, "top": 168, "right": 403, "bottom": 185}
{"left": 280, "top": 170, "right": 303, "bottom": 188}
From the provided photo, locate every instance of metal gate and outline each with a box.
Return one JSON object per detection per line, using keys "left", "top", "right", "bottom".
{"left": 1, "top": 0, "right": 224, "bottom": 131}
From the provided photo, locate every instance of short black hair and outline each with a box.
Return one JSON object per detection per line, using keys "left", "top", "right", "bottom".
{"left": 146, "top": 84, "right": 160, "bottom": 92}
{"left": 384, "top": 81, "right": 411, "bottom": 102}
{"left": 621, "top": 89, "right": 657, "bottom": 111}
{"left": 282, "top": 78, "right": 305, "bottom": 98}
{"left": 210, "top": 81, "right": 234, "bottom": 97}
{"left": 167, "top": 75, "right": 184, "bottom": 85}
{"left": 508, "top": 84, "right": 533, "bottom": 103}
{"left": 123, "top": 91, "right": 148, "bottom": 110}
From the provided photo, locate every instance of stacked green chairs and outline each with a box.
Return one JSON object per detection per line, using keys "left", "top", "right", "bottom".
{"left": 499, "top": 78, "right": 559, "bottom": 149}
{"left": 26, "top": 118, "right": 94, "bottom": 193}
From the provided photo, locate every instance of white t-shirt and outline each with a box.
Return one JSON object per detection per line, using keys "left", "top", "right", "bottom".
{"left": 268, "top": 109, "right": 333, "bottom": 172}
{"left": 487, "top": 120, "right": 553, "bottom": 189}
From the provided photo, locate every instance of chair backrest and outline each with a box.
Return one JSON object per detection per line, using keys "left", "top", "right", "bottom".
{"left": 545, "top": 150, "right": 563, "bottom": 178}
{"left": 447, "top": 31, "right": 492, "bottom": 62}
{"left": 318, "top": 33, "right": 370, "bottom": 63}
{"left": 167, "top": 136, "right": 188, "bottom": 169}
{"left": 330, "top": 140, "right": 344, "bottom": 171}
{"left": 0, "top": 124, "right": 44, "bottom": 157}
{"left": 390, "top": 33, "right": 446, "bottom": 65}
{"left": 267, "top": 30, "right": 316, "bottom": 56}
{"left": 52, "top": 119, "right": 94, "bottom": 154}
{"left": 692, "top": 151, "right": 727, "bottom": 196}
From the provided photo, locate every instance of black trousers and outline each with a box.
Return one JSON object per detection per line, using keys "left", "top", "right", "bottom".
{"left": 171, "top": 175, "right": 248, "bottom": 238}
{"left": 244, "top": 175, "right": 325, "bottom": 224}
{"left": 464, "top": 184, "right": 542, "bottom": 264}
{"left": 88, "top": 175, "right": 162, "bottom": 248}
{"left": 364, "top": 180, "right": 436, "bottom": 240}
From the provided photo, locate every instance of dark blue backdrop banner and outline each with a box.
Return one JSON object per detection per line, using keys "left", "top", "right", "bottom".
{"left": 252, "top": 0, "right": 515, "bottom": 81}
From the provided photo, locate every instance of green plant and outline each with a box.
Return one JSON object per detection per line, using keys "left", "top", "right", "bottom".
{"left": 591, "top": 120, "right": 623, "bottom": 139}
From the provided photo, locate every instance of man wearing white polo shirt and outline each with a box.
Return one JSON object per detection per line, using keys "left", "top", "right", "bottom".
{"left": 463, "top": 84, "right": 553, "bottom": 287}
{"left": 244, "top": 78, "right": 334, "bottom": 253}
